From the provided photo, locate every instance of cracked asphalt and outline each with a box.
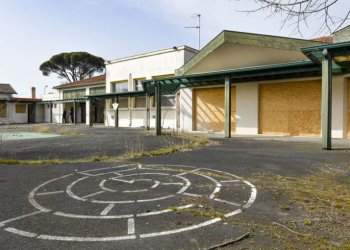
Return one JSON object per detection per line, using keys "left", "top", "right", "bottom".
{"left": 0, "top": 125, "right": 349, "bottom": 249}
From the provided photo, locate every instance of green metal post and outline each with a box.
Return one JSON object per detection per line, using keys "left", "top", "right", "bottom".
{"left": 321, "top": 49, "right": 332, "bottom": 150}
{"left": 115, "top": 97, "right": 119, "bottom": 128}
{"left": 155, "top": 82, "right": 162, "bottom": 135}
{"left": 145, "top": 93, "right": 150, "bottom": 130}
{"left": 224, "top": 76, "right": 231, "bottom": 138}
{"left": 50, "top": 102, "right": 53, "bottom": 123}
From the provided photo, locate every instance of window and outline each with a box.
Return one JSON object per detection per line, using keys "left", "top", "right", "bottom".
{"left": 135, "top": 96, "right": 146, "bottom": 108}
{"left": 134, "top": 78, "right": 145, "bottom": 91}
{"left": 63, "top": 89, "right": 85, "bottom": 99}
{"left": 151, "top": 95, "right": 175, "bottom": 107}
{"left": 15, "top": 104, "right": 26, "bottom": 113}
{"left": 0, "top": 103, "right": 6, "bottom": 117}
{"left": 90, "top": 86, "right": 105, "bottom": 95}
{"left": 112, "top": 81, "right": 128, "bottom": 93}
{"left": 118, "top": 97, "right": 128, "bottom": 108}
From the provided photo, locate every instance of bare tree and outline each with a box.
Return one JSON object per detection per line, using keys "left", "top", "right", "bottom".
{"left": 236, "top": 0, "right": 350, "bottom": 36}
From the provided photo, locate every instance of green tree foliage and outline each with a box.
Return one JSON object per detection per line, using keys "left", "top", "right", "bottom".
{"left": 39, "top": 52, "right": 105, "bottom": 83}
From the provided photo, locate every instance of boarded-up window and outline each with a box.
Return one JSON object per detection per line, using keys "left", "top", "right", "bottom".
{"left": 118, "top": 97, "right": 128, "bottom": 108}
{"left": 15, "top": 104, "right": 26, "bottom": 113}
{"left": 0, "top": 103, "right": 6, "bottom": 117}
{"left": 135, "top": 97, "right": 146, "bottom": 108}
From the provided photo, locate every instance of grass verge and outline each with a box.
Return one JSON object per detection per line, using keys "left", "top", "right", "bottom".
{"left": 235, "top": 168, "right": 350, "bottom": 249}
{"left": 0, "top": 134, "right": 210, "bottom": 165}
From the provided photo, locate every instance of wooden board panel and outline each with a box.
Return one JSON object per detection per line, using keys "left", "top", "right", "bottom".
{"left": 193, "top": 87, "right": 236, "bottom": 132}
{"left": 348, "top": 79, "right": 350, "bottom": 138}
{"left": 259, "top": 80, "right": 321, "bottom": 136}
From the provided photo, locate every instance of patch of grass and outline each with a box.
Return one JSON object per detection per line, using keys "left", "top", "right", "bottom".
{"left": 244, "top": 169, "right": 350, "bottom": 249}
{"left": 0, "top": 133, "right": 210, "bottom": 165}
{"left": 33, "top": 125, "right": 53, "bottom": 134}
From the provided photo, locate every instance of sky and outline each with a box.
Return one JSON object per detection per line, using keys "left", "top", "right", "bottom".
{"left": 0, "top": 0, "right": 349, "bottom": 97}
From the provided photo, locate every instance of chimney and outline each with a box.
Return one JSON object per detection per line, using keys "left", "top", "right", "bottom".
{"left": 31, "top": 87, "right": 36, "bottom": 99}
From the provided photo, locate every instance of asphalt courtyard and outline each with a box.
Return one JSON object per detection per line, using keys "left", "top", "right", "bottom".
{"left": 0, "top": 124, "right": 349, "bottom": 249}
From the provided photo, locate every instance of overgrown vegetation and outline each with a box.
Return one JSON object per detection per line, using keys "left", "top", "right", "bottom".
{"left": 0, "top": 133, "right": 210, "bottom": 165}
{"left": 236, "top": 168, "right": 350, "bottom": 249}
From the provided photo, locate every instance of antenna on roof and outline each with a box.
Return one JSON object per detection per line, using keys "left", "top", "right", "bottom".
{"left": 185, "top": 13, "right": 201, "bottom": 50}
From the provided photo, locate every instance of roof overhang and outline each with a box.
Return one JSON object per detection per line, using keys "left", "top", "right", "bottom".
{"left": 37, "top": 98, "right": 87, "bottom": 104}
{"left": 142, "top": 61, "right": 323, "bottom": 95}
{"left": 301, "top": 41, "right": 350, "bottom": 69}
{"left": 87, "top": 91, "right": 146, "bottom": 100}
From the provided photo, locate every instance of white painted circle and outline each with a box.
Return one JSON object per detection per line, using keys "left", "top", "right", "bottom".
{"left": 1, "top": 164, "right": 257, "bottom": 242}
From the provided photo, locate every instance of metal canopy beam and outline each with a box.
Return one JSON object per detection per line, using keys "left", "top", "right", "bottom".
{"left": 321, "top": 49, "right": 332, "bottom": 150}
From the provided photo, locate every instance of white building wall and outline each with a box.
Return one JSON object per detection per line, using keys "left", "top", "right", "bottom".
{"left": 179, "top": 88, "right": 193, "bottom": 132}
{"left": 105, "top": 46, "right": 197, "bottom": 128}
{"left": 331, "top": 76, "right": 348, "bottom": 138}
{"left": 235, "top": 84, "right": 259, "bottom": 135}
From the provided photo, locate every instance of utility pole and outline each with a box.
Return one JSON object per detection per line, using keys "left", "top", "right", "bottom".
{"left": 185, "top": 13, "right": 201, "bottom": 50}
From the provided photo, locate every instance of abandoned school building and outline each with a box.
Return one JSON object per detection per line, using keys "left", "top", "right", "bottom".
{"left": 0, "top": 84, "right": 43, "bottom": 124}
{"left": 2, "top": 27, "right": 350, "bottom": 148}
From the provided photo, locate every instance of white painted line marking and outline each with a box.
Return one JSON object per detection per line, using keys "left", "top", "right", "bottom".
{"left": 136, "top": 205, "right": 194, "bottom": 217}
{"left": 36, "top": 190, "right": 64, "bottom": 196}
{"left": 127, "top": 218, "right": 135, "bottom": 235}
{"left": 161, "top": 182, "right": 184, "bottom": 186}
{"left": 175, "top": 168, "right": 201, "bottom": 176}
{"left": 214, "top": 198, "right": 240, "bottom": 207}
{"left": 54, "top": 211, "right": 133, "bottom": 219}
{"left": 140, "top": 218, "right": 221, "bottom": 238}
{"left": 91, "top": 200, "right": 135, "bottom": 204}
{"left": 66, "top": 177, "right": 89, "bottom": 201}
{"left": 175, "top": 175, "right": 191, "bottom": 194}
{"left": 224, "top": 209, "right": 242, "bottom": 218}
{"left": 82, "top": 190, "right": 105, "bottom": 199}
{"left": 112, "top": 168, "right": 137, "bottom": 174}
{"left": 183, "top": 192, "right": 202, "bottom": 197}
{"left": 113, "top": 172, "right": 122, "bottom": 176}
{"left": 123, "top": 189, "right": 148, "bottom": 193}
{"left": 242, "top": 180, "right": 257, "bottom": 209}
{"left": 29, "top": 174, "right": 73, "bottom": 212}
{"left": 100, "top": 204, "right": 115, "bottom": 215}
{"left": 137, "top": 195, "right": 174, "bottom": 203}
{"left": 111, "top": 164, "right": 135, "bottom": 169}
{"left": 220, "top": 180, "right": 240, "bottom": 183}
{"left": 37, "top": 234, "right": 137, "bottom": 241}
{"left": 0, "top": 211, "right": 43, "bottom": 226}
{"left": 196, "top": 173, "right": 222, "bottom": 199}
{"left": 4, "top": 227, "right": 37, "bottom": 238}
{"left": 150, "top": 181, "right": 160, "bottom": 188}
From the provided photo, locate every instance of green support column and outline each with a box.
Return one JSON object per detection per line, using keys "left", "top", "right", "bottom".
{"left": 155, "top": 82, "right": 162, "bottom": 135}
{"left": 50, "top": 102, "right": 53, "bottom": 123}
{"left": 145, "top": 93, "right": 150, "bottom": 130}
{"left": 115, "top": 97, "right": 119, "bottom": 128}
{"left": 73, "top": 101, "right": 77, "bottom": 125}
{"left": 224, "top": 76, "right": 231, "bottom": 138}
{"left": 321, "top": 49, "right": 332, "bottom": 150}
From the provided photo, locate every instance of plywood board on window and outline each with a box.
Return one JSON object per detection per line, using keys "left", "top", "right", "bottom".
{"left": 259, "top": 80, "right": 321, "bottom": 136}
{"left": 0, "top": 103, "right": 6, "bottom": 117}
{"left": 193, "top": 87, "right": 236, "bottom": 132}
{"left": 15, "top": 104, "right": 26, "bottom": 113}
